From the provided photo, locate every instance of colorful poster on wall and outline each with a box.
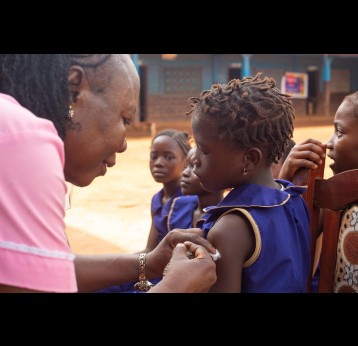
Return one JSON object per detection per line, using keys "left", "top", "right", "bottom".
{"left": 281, "top": 72, "right": 308, "bottom": 99}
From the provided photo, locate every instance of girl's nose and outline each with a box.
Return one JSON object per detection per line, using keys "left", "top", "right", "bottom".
{"left": 326, "top": 136, "right": 333, "bottom": 150}
{"left": 182, "top": 167, "right": 190, "bottom": 177}
{"left": 154, "top": 156, "right": 165, "bottom": 166}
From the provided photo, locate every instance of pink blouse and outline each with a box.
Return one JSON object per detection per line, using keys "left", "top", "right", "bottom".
{"left": 0, "top": 93, "right": 77, "bottom": 292}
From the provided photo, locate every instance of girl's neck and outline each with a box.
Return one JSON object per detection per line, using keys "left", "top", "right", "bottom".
{"left": 192, "top": 191, "right": 223, "bottom": 227}
{"left": 244, "top": 167, "right": 277, "bottom": 189}
{"left": 162, "top": 180, "right": 181, "bottom": 205}
{"left": 197, "top": 191, "right": 224, "bottom": 211}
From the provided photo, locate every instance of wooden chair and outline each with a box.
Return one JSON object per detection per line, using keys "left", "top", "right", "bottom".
{"left": 313, "top": 169, "right": 358, "bottom": 292}
{"left": 293, "top": 165, "right": 358, "bottom": 292}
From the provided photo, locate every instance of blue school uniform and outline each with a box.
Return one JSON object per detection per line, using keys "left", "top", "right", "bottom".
{"left": 201, "top": 180, "right": 310, "bottom": 293}
{"left": 152, "top": 187, "right": 183, "bottom": 242}
{"left": 167, "top": 195, "right": 199, "bottom": 230}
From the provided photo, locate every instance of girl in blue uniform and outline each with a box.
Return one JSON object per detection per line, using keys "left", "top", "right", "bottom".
{"left": 279, "top": 91, "right": 358, "bottom": 293}
{"left": 187, "top": 74, "right": 311, "bottom": 293}
{"left": 142, "top": 129, "right": 191, "bottom": 252}
{"left": 168, "top": 147, "right": 224, "bottom": 230}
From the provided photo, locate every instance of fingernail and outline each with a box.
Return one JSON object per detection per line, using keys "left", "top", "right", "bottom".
{"left": 176, "top": 243, "right": 185, "bottom": 248}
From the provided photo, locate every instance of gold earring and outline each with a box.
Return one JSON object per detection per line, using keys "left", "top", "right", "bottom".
{"left": 243, "top": 167, "right": 248, "bottom": 176}
{"left": 69, "top": 105, "right": 74, "bottom": 118}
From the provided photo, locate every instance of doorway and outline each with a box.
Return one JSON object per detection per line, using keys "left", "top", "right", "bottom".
{"left": 139, "top": 65, "right": 148, "bottom": 122}
{"left": 228, "top": 67, "right": 242, "bottom": 81}
{"left": 307, "top": 69, "right": 319, "bottom": 115}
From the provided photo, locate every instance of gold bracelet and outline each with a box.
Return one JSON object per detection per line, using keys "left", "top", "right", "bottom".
{"left": 134, "top": 253, "right": 154, "bottom": 292}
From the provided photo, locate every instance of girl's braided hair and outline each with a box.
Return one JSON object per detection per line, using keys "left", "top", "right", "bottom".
{"left": 187, "top": 73, "right": 295, "bottom": 164}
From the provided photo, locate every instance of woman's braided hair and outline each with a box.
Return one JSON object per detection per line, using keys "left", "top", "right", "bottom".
{"left": 187, "top": 73, "right": 295, "bottom": 164}
{"left": 0, "top": 54, "right": 112, "bottom": 140}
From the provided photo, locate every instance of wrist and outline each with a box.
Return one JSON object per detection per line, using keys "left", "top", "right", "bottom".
{"left": 145, "top": 250, "right": 162, "bottom": 278}
{"left": 134, "top": 253, "right": 154, "bottom": 292}
{"left": 150, "top": 273, "right": 190, "bottom": 293}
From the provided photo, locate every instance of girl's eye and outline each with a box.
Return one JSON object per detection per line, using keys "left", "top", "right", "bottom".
{"left": 150, "top": 153, "right": 157, "bottom": 160}
{"left": 165, "top": 155, "right": 173, "bottom": 161}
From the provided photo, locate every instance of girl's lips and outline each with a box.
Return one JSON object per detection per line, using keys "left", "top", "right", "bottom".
{"left": 180, "top": 181, "right": 189, "bottom": 188}
{"left": 152, "top": 172, "right": 166, "bottom": 178}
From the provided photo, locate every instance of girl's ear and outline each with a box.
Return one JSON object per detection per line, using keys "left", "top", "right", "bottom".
{"left": 244, "top": 147, "right": 262, "bottom": 169}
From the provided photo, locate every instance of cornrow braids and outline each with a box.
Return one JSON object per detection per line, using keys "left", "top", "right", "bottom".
{"left": 152, "top": 129, "right": 191, "bottom": 156}
{"left": 0, "top": 54, "right": 112, "bottom": 140}
{"left": 187, "top": 73, "right": 295, "bottom": 164}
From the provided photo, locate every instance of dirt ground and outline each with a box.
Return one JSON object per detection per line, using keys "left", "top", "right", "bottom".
{"left": 65, "top": 116, "right": 335, "bottom": 255}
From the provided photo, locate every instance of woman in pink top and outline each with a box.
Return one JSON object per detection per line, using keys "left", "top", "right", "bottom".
{"left": 0, "top": 54, "right": 217, "bottom": 293}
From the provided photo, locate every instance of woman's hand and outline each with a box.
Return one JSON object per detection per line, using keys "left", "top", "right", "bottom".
{"left": 146, "top": 228, "right": 216, "bottom": 278}
{"left": 279, "top": 138, "right": 326, "bottom": 181}
{"left": 150, "top": 242, "right": 217, "bottom": 293}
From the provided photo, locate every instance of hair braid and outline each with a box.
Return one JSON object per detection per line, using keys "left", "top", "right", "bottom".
{"left": 0, "top": 54, "right": 112, "bottom": 140}
{"left": 187, "top": 73, "right": 295, "bottom": 164}
{"left": 152, "top": 129, "right": 192, "bottom": 156}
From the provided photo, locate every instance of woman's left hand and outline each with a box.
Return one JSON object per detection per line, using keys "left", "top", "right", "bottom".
{"left": 146, "top": 228, "right": 216, "bottom": 278}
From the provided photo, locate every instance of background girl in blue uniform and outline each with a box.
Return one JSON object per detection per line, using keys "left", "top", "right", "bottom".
{"left": 168, "top": 147, "right": 224, "bottom": 230}
{"left": 187, "top": 74, "right": 311, "bottom": 292}
{"left": 141, "top": 129, "right": 191, "bottom": 253}
{"left": 97, "top": 129, "right": 191, "bottom": 292}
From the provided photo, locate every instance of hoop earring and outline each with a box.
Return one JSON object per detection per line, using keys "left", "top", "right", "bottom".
{"left": 242, "top": 167, "right": 248, "bottom": 176}
{"left": 68, "top": 105, "right": 74, "bottom": 119}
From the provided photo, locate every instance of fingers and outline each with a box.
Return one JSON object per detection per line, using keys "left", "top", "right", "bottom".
{"left": 183, "top": 241, "right": 211, "bottom": 259}
{"left": 169, "top": 229, "right": 216, "bottom": 254}
{"left": 171, "top": 243, "right": 190, "bottom": 259}
{"left": 172, "top": 227, "right": 203, "bottom": 236}
{"left": 292, "top": 142, "right": 326, "bottom": 159}
{"left": 288, "top": 143, "right": 326, "bottom": 168}
{"left": 298, "top": 138, "right": 324, "bottom": 147}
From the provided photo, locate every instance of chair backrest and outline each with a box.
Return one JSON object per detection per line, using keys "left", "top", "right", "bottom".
{"left": 291, "top": 160, "right": 326, "bottom": 292}
{"left": 313, "top": 169, "right": 358, "bottom": 292}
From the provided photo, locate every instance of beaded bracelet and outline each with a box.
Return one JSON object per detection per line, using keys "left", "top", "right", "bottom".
{"left": 134, "top": 253, "right": 154, "bottom": 292}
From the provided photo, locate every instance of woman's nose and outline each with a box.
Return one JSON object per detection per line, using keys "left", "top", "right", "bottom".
{"left": 118, "top": 138, "right": 127, "bottom": 153}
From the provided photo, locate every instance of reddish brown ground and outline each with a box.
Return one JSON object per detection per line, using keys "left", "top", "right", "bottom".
{"left": 65, "top": 116, "right": 334, "bottom": 255}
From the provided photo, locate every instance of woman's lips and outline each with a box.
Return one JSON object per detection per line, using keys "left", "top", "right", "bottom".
{"left": 100, "top": 162, "right": 107, "bottom": 175}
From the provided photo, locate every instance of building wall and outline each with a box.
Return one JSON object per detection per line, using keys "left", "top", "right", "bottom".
{"left": 137, "top": 54, "right": 358, "bottom": 121}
